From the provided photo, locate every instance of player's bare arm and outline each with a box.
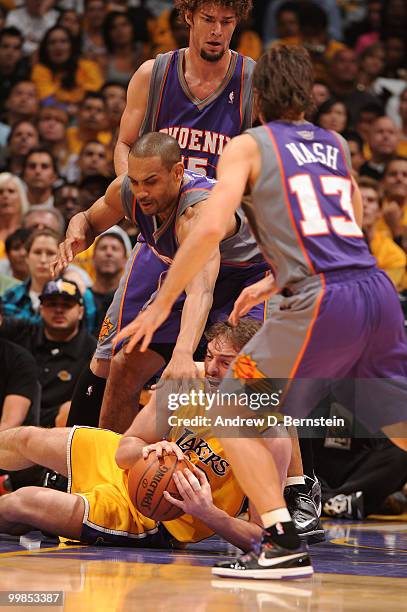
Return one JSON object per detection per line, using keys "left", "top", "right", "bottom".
{"left": 351, "top": 176, "right": 364, "bottom": 228}
{"left": 115, "top": 134, "right": 260, "bottom": 352}
{"left": 165, "top": 466, "right": 263, "bottom": 551}
{"left": 114, "top": 60, "right": 154, "bottom": 175}
{"left": 229, "top": 274, "right": 277, "bottom": 326}
{"left": 115, "top": 391, "right": 173, "bottom": 469}
{"left": 52, "top": 175, "right": 127, "bottom": 277}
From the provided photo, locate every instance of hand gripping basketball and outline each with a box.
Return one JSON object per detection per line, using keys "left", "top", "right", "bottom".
{"left": 163, "top": 465, "right": 214, "bottom": 521}
{"left": 142, "top": 441, "right": 185, "bottom": 461}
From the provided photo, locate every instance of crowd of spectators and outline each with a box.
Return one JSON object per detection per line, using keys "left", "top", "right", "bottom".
{"left": 0, "top": 0, "right": 406, "bottom": 512}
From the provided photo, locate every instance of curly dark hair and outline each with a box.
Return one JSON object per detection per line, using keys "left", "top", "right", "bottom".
{"left": 174, "top": 0, "right": 252, "bottom": 22}
{"left": 38, "top": 26, "right": 80, "bottom": 91}
{"left": 205, "top": 318, "right": 261, "bottom": 352}
{"left": 253, "top": 45, "right": 314, "bottom": 122}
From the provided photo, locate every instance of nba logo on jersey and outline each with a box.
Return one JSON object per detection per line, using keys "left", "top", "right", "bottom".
{"left": 298, "top": 130, "right": 314, "bottom": 140}
{"left": 228, "top": 91, "right": 235, "bottom": 104}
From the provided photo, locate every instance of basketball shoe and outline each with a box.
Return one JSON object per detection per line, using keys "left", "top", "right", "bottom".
{"left": 323, "top": 491, "right": 364, "bottom": 519}
{"left": 284, "top": 480, "right": 325, "bottom": 544}
{"left": 212, "top": 536, "right": 313, "bottom": 580}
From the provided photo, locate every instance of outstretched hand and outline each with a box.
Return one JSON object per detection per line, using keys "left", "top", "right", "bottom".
{"left": 229, "top": 275, "right": 277, "bottom": 326}
{"left": 116, "top": 301, "right": 172, "bottom": 353}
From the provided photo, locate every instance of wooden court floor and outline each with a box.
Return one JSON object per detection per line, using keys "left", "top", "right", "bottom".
{"left": 0, "top": 520, "right": 406, "bottom": 611}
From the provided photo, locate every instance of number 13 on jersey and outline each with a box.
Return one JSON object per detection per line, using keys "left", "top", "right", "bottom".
{"left": 289, "top": 174, "right": 362, "bottom": 238}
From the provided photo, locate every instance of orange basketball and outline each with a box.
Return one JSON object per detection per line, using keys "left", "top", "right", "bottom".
{"left": 127, "top": 453, "right": 192, "bottom": 522}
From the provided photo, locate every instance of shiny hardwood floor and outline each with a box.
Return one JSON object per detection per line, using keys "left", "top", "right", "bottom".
{"left": 0, "top": 520, "right": 406, "bottom": 611}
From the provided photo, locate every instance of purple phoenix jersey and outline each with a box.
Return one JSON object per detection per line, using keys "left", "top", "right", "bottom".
{"left": 219, "top": 120, "right": 407, "bottom": 434}
{"left": 243, "top": 121, "right": 376, "bottom": 289}
{"left": 140, "top": 49, "right": 255, "bottom": 178}
{"left": 121, "top": 170, "right": 263, "bottom": 267}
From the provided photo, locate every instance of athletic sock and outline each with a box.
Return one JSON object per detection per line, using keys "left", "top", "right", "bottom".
{"left": 66, "top": 366, "right": 107, "bottom": 427}
{"left": 261, "top": 507, "right": 301, "bottom": 550}
{"left": 299, "top": 437, "right": 315, "bottom": 486}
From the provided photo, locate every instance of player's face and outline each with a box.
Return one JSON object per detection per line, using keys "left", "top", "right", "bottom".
{"left": 205, "top": 336, "right": 238, "bottom": 381}
{"left": 360, "top": 187, "right": 379, "bottom": 229}
{"left": 383, "top": 160, "right": 407, "bottom": 201}
{"left": 188, "top": 4, "right": 237, "bottom": 62}
{"left": 128, "top": 156, "right": 184, "bottom": 217}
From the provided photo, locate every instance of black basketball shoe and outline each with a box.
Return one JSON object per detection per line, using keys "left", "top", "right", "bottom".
{"left": 284, "top": 484, "right": 325, "bottom": 544}
{"left": 212, "top": 539, "right": 313, "bottom": 580}
{"left": 323, "top": 491, "right": 364, "bottom": 520}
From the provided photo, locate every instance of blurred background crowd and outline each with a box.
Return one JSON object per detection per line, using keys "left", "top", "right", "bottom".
{"left": 0, "top": 0, "right": 406, "bottom": 437}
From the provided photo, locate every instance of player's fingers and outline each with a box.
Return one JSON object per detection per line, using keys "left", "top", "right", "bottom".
{"left": 140, "top": 328, "right": 153, "bottom": 353}
{"left": 173, "top": 471, "right": 192, "bottom": 499}
{"left": 163, "top": 490, "right": 184, "bottom": 509}
{"left": 173, "top": 446, "right": 185, "bottom": 461}
{"left": 183, "top": 468, "right": 202, "bottom": 492}
{"left": 191, "top": 464, "right": 207, "bottom": 485}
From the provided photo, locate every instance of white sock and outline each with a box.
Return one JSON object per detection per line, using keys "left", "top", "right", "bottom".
{"left": 261, "top": 507, "right": 292, "bottom": 529}
{"left": 286, "top": 476, "right": 305, "bottom": 487}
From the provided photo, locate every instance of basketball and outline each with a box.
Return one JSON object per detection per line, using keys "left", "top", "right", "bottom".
{"left": 127, "top": 452, "right": 192, "bottom": 522}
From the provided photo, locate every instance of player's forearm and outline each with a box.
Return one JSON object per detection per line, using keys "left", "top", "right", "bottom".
{"left": 174, "top": 289, "right": 213, "bottom": 354}
{"left": 155, "top": 233, "right": 222, "bottom": 314}
{"left": 66, "top": 211, "right": 97, "bottom": 249}
{"left": 202, "top": 506, "right": 262, "bottom": 552}
{"left": 115, "top": 435, "right": 146, "bottom": 469}
{"left": 114, "top": 141, "right": 130, "bottom": 175}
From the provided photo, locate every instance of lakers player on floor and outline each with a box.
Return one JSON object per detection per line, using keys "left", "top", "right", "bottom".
{"left": 0, "top": 319, "right": 291, "bottom": 551}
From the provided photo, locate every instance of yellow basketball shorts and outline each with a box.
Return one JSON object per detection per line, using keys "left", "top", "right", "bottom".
{"left": 67, "top": 426, "right": 173, "bottom": 547}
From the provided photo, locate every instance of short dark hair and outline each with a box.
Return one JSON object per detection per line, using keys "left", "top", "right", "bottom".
{"left": 342, "top": 130, "right": 364, "bottom": 152}
{"left": 101, "top": 81, "right": 126, "bottom": 94}
{"left": 314, "top": 98, "right": 350, "bottom": 131}
{"left": 81, "top": 91, "right": 106, "bottom": 106}
{"left": 22, "top": 146, "right": 58, "bottom": 175}
{"left": 298, "top": 1, "right": 328, "bottom": 33}
{"left": 357, "top": 176, "right": 379, "bottom": 191}
{"left": 205, "top": 317, "right": 261, "bottom": 352}
{"left": 356, "top": 102, "right": 384, "bottom": 120}
{"left": 174, "top": 0, "right": 252, "bottom": 22}
{"left": 129, "top": 132, "right": 182, "bottom": 170}
{"left": 0, "top": 26, "right": 24, "bottom": 45}
{"left": 384, "top": 156, "right": 407, "bottom": 175}
{"left": 254, "top": 45, "right": 314, "bottom": 122}
{"left": 5, "top": 228, "right": 32, "bottom": 254}
{"left": 7, "top": 120, "right": 39, "bottom": 145}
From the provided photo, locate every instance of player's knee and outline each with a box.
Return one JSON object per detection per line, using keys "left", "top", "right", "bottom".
{"left": 90, "top": 355, "right": 110, "bottom": 378}
{"left": 18, "top": 426, "right": 40, "bottom": 451}
{"left": 1, "top": 488, "right": 38, "bottom": 523}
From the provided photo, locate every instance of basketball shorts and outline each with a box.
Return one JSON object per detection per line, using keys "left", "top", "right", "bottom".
{"left": 67, "top": 426, "right": 172, "bottom": 546}
{"left": 95, "top": 241, "right": 269, "bottom": 360}
{"left": 219, "top": 266, "right": 407, "bottom": 434}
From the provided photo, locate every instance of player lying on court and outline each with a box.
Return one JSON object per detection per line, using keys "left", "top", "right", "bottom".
{"left": 114, "top": 45, "right": 407, "bottom": 580}
{"left": 0, "top": 319, "right": 292, "bottom": 552}
{"left": 53, "top": 133, "right": 269, "bottom": 433}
